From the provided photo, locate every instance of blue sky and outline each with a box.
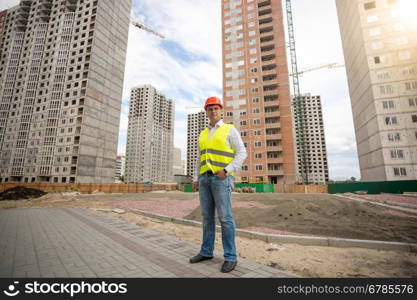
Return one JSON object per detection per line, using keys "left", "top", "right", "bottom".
{"left": 122, "top": 0, "right": 360, "bottom": 180}
{"left": 0, "top": 0, "right": 361, "bottom": 180}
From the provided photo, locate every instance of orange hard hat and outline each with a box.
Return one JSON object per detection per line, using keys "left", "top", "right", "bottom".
{"left": 204, "top": 96, "right": 223, "bottom": 110}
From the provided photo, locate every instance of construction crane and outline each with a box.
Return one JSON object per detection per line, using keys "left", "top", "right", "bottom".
{"left": 289, "top": 62, "right": 345, "bottom": 77}
{"left": 285, "top": 0, "right": 310, "bottom": 184}
{"left": 131, "top": 19, "right": 165, "bottom": 39}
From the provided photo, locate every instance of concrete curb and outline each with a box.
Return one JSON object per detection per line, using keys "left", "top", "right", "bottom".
{"left": 128, "top": 209, "right": 417, "bottom": 253}
{"left": 334, "top": 194, "right": 417, "bottom": 217}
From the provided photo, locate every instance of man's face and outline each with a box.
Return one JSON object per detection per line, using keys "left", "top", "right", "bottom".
{"left": 206, "top": 104, "right": 223, "bottom": 123}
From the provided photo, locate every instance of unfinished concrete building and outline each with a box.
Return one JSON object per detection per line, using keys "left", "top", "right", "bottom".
{"left": 336, "top": 0, "right": 417, "bottom": 181}
{"left": 186, "top": 110, "right": 208, "bottom": 179}
{"left": 293, "top": 94, "right": 329, "bottom": 184}
{"left": 221, "top": 0, "right": 297, "bottom": 184}
{"left": 0, "top": 0, "right": 131, "bottom": 183}
{"left": 125, "top": 84, "right": 174, "bottom": 183}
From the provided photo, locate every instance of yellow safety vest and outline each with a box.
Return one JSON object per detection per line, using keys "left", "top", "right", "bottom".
{"left": 199, "top": 123, "right": 236, "bottom": 176}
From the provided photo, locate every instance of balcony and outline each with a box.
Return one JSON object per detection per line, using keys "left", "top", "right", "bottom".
{"left": 260, "top": 44, "right": 275, "bottom": 53}
{"left": 266, "top": 144, "right": 282, "bottom": 151}
{"left": 258, "top": 8, "right": 272, "bottom": 17}
{"left": 264, "top": 95, "right": 279, "bottom": 104}
{"left": 263, "top": 84, "right": 278, "bottom": 92}
{"left": 259, "top": 17, "right": 273, "bottom": 25}
{"left": 259, "top": 26, "right": 273, "bottom": 35}
{"left": 266, "top": 169, "right": 283, "bottom": 176}
{"left": 263, "top": 74, "right": 277, "bottom": 82}
{"left": 260, "top": 35, "right": 274, "bottom": 43}
{"left": 265, "top": 133, "right": 281, "bottom": 140}
{"left": 261, "top": 54, "right": 275, "bottom": 62}
{"left": 258, "top": 0, "right": 271, "bottom": 8}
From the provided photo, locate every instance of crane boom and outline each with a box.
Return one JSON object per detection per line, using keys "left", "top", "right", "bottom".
{"left": 131, "top": 19, "right": 165, "bottom": 39}
{"left": 289, "top": 62, "right": 345, "bottom": 76}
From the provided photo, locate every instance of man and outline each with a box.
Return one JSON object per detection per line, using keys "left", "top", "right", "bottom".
{"left": 189, "top": 96, "right": 247, "bottom": 273}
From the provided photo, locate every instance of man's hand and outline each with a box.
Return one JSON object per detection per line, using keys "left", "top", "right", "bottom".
{"left": 192, "top": 181, "right": 198, "bottom": 192}
{"left": 216, "top": 169, "right": 227, "bottom": 179}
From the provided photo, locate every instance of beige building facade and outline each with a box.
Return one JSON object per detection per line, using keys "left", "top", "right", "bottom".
{"left": 125, "top": 85, "right": 174, "bottom": 183}
{"left": 293, "top": 94, "right": 329, "bottom": 184}
{"left": 336, "top": 0, "right": 417, "bottom": 181}
{"left": 186, "top": 110, "right": 208, "bottom": 179}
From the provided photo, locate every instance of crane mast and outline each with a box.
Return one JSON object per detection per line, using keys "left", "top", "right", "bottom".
{"left": 285, "top": 0, "right": 309, "bottom": 184}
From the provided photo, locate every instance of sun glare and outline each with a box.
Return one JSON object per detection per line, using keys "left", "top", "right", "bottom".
{"left": 395, "top": 0, "right": 417, "bottom": 28}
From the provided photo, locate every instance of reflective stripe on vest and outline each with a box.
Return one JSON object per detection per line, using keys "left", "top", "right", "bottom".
{"left": 199, "top": 123, "right": 236, "bottom": 175}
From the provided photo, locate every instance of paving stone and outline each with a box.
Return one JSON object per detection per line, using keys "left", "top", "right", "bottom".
{"left": 0, "top": 208, "right": 296, "bottom": 278}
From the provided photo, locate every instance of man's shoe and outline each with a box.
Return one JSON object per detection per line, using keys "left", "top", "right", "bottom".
{"left": 189, "top": 254, "right": 213, "bottom": 264}
{"left": 221, "top": 260, "right": 237, "bottom": 273}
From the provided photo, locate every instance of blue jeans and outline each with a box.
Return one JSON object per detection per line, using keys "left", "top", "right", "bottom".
{"left": 198, "top": 174, "right": 236, "bottom": 261}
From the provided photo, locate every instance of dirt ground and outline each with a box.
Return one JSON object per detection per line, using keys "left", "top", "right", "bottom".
{"left": 1, "top": 191, "right": 417, "bottom": 278}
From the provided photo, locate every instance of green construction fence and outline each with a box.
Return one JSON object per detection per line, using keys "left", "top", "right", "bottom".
{"left": 234, "top": 183, "right": 274, "bottom": 193}
{"left": 328, "top": 180, "right": 417, "bottom": 194}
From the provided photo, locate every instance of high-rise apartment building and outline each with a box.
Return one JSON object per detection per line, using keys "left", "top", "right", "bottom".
{"left": 172, "top": 147, "right": 184, "bottom": 175}
{"left": 221, "top": 0, "right": 296, "bottom": 184}
{"left": 0, "top": 0, "right": 131, "bottom": 183}
{"left": 293, "top": 94, "right": 329, "bottom": 184}
{"left": 336, "top": 0, "right": 417, "bottom": 181}
{"left": 186, "top": 110, "right": 208, "bottom": 179}
{"left": 125, "top": 84, "right": 174, "bottom": 183}
{"left": 114, "top": 155, "right": 125, "bottom": 182}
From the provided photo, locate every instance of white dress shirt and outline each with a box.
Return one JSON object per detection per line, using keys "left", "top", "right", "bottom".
{"left": 193, "top": 119, "right": 247, "bottom": 181}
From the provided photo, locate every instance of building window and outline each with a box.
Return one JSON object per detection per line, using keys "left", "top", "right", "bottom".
{"left": 364, "top": 1, "right": 376, "bottom": 9}
{"left": 405, "top": 81, "right": 417, "bottom": 90}
{"left": 379, "top": 85, "right": 393, "bottom": 94}
{"left": 393, "top": 167, "right": 407, "bottom": 176}
{"left": 388, "top": 133, "right": 401, "bottom": 141}
{"left": 382, "top": 100, "right": 395, "bottom": 109}
{"left": 255, "top": 141, "right": 262, "bottom": 147}
{"left": 255, "top": 153, "right": 262, "bottom": 158}
{"left": 399, "top": 51, "right": 411, "bottom": 61}
{"left": 390, "top": 149, "right": 404, "bottom": 159}
{"left": 409, "top": 98, "right": 417, "bottom": 106}
{"left": 367, "top": 15, "right": 378, "bottom": 23}
{"left": 255, "top": 165, "right": 263, "bottom": 171}
{"left": 412, "top": 115, "right": 417, "bottom": 123}
{"left": 242, "top": 165, "right": 248, "bottom": 171}
{"left": 385, "top": 116, "right": 397, "bottom": 125}
{"left": 369, "top": 27, "right": 381, "bottom": 36}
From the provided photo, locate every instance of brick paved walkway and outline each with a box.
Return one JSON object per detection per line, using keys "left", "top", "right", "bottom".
{"left": 0, "top": 208, "right": 295, "bottom": 278}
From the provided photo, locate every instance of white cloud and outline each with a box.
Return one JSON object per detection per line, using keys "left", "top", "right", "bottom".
{"left": 0, "top": 0, "right": 19, "bottom": 9}
{"left": 119, "top": 0, "right": 222, "bottom": 161}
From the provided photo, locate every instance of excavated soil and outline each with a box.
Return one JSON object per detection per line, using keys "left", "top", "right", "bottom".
{"left": 0, "top": 186, "right": 47, "bottom": 201}
{"left": 184, "top": 193, "right": 417, "bottom": 243}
